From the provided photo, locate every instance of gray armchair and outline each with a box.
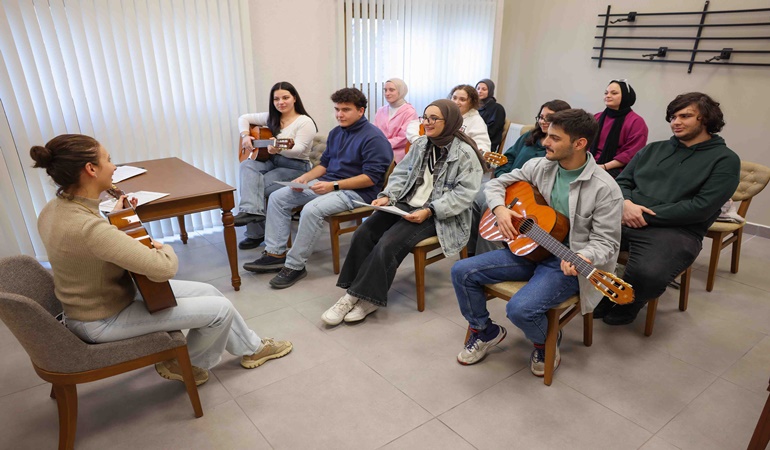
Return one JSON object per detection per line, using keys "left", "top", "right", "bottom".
{"left": 0, "top": 255, "right": 202, "bottom": 450}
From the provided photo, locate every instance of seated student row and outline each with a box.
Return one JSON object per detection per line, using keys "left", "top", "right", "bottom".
{"left": 31, "top": 81, "right": 737, "bottom": 382}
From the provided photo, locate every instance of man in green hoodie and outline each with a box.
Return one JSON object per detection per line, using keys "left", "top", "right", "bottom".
{"left": 595, "top": 92, "right": 740, "bottom": 325}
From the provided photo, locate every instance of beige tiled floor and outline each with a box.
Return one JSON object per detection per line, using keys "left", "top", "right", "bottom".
{"left": 2, "top": 224, "right": 769, "bottom": 449}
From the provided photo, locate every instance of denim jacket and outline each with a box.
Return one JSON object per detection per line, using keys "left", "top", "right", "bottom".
{"left": 379, "top": 136, "right": 483, "bottom": 256}
{"left": 485, "top": 154, "right": 623, "bottom": 314}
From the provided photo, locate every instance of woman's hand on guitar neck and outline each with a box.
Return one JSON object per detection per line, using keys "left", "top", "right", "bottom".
{"left": 111, "top": 195, "right": 138, "bottom": 213}
{"left": 492, "top": 205, "right": 521, "bottom": 240}
{"left": 151, "top": 239, "right": 164, "bottom": 250}
{"left": 241, "top": 136, "right": 254, "bottom": 151}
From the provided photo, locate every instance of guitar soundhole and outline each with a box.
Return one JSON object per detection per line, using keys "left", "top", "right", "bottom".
{"left": 519, "top": 218, "right": 535, "bottom": 234}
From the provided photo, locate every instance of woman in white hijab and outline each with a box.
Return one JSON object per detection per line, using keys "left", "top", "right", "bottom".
{"left": 373, "top": 78, "right": 418, "bottom": 163}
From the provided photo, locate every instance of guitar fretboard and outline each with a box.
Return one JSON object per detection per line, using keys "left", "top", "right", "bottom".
{"left": 519, "top": 219, "right": 595, "bottom": 277}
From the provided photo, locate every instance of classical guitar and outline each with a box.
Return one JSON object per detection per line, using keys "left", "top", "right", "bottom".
{"left": 238, "top": 126, "right": 295, "bottom": 162}
{"left": 479, "top": 181, "right": 634, "bottom": 305}
{"left": 483, "top": 151, "right": 507, "bottom": 169}
{"left": 105, "top": 186, "right": 178, "bottom": 313}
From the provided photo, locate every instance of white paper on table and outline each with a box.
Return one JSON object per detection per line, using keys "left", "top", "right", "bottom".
{"left": 112, "top": 165, "right": 147, "bottom": 183}
{"left": 276, "top": 180, "right": 317, "bottom": 190}
{"left": 99, "top": 191, "right": 170, "bottom": 212}
{"left": 352, "top": 200, "right": 409, "bottom": 217}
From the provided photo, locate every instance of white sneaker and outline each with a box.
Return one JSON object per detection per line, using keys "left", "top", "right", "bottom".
{"left": 321, "top": 294, "right": 358, "bottom": 326}
{"left": 457, "top": 324, "right": 507, "bottom": 365}
{"left": 343, "top": 301, "right": 379, "bottom": 322}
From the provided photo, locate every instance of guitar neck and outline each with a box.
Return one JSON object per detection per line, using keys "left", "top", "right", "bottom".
{"left": 520, "top": 221, "right": 595, "bottom": 278}
{"left": 251, "top": 139, "right": 274, "bottom": 147}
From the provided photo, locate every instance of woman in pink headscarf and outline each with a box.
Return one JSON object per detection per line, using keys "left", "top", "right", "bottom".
{"left": 373, "top": 78, "right": 418, "bottom": 163}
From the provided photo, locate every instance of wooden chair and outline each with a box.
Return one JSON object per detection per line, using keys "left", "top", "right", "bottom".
{"left": 409, "top": 236, "right": 468, "bottom": 311}
{"left": 498, "top": 119, "right": 512, "bottom": 153}
{"left": 325, "top": 161, "right": 397, "bottom": 274}
{"left": 749, "top": 376, "right": 770, "bottom": 450}
{"left": 704, "top": 161, "right": 770, "bottom": 292}
{"left": 617, "top": 251, "right": 692, "bottom": 336}
{"left": 0, "top": 256, "right": 203, "bottom": 450}
{"left": 467, "top": 281, "right": 592, "bottom": 386}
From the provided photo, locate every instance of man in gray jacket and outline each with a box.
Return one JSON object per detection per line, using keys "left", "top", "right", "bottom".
{"left": 451, "top": 109, "right": 623, "bottom": 377}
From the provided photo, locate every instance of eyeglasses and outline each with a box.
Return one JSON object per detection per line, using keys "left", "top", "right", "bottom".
{"left": 419, "top": 116, "right": 445, "bottom": 125}
{"left": 535, "top": 115, "right": 551, "bottom": 123}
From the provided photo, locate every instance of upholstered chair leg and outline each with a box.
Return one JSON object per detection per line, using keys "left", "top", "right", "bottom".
{"left": 174, "top": 348, "right": 203, "bottom": 418}
{"left": 52, "top": 383, "right": 77, "bottom": 450}
{"left": 706, "top": 233, "right": 724, "bottom": 292}
{"left": 543, "top": 309, "right": 560, "bottom": 386}
{"left": 414, "top": 249, "right": 427, "bottom": 312}
{"left": 50, "top": 385, "right": 56, "bottom": 399}
{"left": 731, "top": 228, "right": 743, "bottom": 274}
{"left": 583, "top": 312, "right": 593, "bottom": 347}
{"left": 329, "top": 219, "right": 342, "bottom": 274}
{"left": 644, "top": 298, "right": 659, "bottom": 337}
{"left": 679, "top": 267, "right": 692, "bottom": 311}
{"left": 464, "top": 326, "right": 472, "bottom": 345}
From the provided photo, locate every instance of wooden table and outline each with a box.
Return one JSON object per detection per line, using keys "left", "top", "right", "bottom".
{"left": 116, "top": 157, "right": 241, "bottom": 291}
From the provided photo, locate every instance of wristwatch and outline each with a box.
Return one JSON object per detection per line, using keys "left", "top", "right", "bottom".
{"left": 333, "top": 182, "right": 340, "bottom": 191}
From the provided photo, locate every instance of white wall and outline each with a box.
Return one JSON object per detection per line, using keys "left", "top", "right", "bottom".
{"left": 248, "top": 0, "right": 343, "bottom": 135}
{"left": 498, "top": 0, "right": 770, "bottom": 226}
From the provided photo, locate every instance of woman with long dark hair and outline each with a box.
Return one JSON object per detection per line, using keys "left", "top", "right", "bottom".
{"left": 31, "top": 134, "right": 292, "bottom": 386}
{"left": 234, "top": 81, "right": 318, "bottom": 249}
{"left": 321, "top": 100, "right": 483, "bottom": 325}
{"left": 591, "top": 79, "right": 648, "bottom": 178}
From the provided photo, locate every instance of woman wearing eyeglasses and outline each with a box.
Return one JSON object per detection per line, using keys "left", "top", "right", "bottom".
{"left": 373, "top": 78, "right": 418, "bottom": 164}
{"left": 591, "top": 79, "right": 648, "bottom": 178}
{"left": 321, "top": 100, "right": 483, "bottom": 326}
{"left": 406, "top": 84, "right": 491, "bottom": 156}
{"left": 468, "top": 99, "right": 572, "bottom": 256}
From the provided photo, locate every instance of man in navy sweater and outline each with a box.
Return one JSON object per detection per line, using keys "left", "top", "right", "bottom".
{"left": 244, "top": 87, "right": 392, "bottom": 289}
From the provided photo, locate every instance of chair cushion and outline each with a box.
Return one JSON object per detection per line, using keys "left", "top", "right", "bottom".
{"left": 484, "top": 281, "right": 579, "bottom": 310}
{"left": 708, "top": 221, "right": 744, "bottom": 233}
{"left": 414, "top": 236, "right": 440, "bottom": 247}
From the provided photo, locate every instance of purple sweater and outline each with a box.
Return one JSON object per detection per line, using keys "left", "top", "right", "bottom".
{"left": 593, "top": 110, "right": 648, "bottom": 165}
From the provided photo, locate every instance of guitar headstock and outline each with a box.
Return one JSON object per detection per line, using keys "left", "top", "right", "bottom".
{"left": 588, "top": 269, "right": 634, "bottom": 305}
{"left": 107, "top": 184, "right": 126, "bottom": 200}
{"left": 274, "top": 138, "right": 295, "bottom": 150}
{"left": 483, "top": 151, "right": 508, "bottom": 168}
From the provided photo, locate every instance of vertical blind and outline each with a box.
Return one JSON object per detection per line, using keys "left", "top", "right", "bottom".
{"left": 342, "top": 0, "right": 498, "bottom": 119}
{"left": 0, "top": 0, "right": 256, "bottom": 259}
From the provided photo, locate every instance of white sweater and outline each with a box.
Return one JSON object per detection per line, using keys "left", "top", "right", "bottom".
{"left": 405, "top": 109, "right": 491, "bottom": 154}
{"left": 238, "top": 113, "right": 316, "bottom": 160}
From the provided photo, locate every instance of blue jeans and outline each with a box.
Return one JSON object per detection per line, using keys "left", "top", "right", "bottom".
{"left": 263, "top": 186, "right": 364, "bottom": 271}
{"left": 451, "top": 249, "right": 579, "bottom": 345}
{"left": 239, "top": 155, "right": 310, "bottom": 239}
{"left": 66, "top": 280, "right": 262, "bottom": 369}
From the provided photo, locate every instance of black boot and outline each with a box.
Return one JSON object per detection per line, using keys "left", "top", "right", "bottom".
{"left": 592, "top": 297, "right": 615, "bottom": 319}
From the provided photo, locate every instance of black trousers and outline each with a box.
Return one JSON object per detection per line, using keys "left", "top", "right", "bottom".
{"left": 336, "top": 203, "right": 437, "bottom": 307}
{"left": 620, "top": 225, "right": 702, "bottom": 314}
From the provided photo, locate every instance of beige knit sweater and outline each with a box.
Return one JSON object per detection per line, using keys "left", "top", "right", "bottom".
{"left": 37, "top": 196, "right": 178, "bottom": 321}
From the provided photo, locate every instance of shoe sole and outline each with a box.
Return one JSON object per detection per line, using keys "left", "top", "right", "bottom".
{"left": 269, "top": 270, "right": 307, "bottom": 289}
{"left": 322, "top": 313, "right": 347, "bottom": 326}
{"left": 154, "top": 362, "right": 208, "bottom": 386}
{"left": 243, "top": 263, "right": 285, "bottom": 273}
{"left": 343, "top": 308, "right": 378, "bottom": 323}
{"left": 457, "top": 327, "right": 507, "bottom": 366}
{"left": 241, "top": 343, "right": 293, "bottom": 369}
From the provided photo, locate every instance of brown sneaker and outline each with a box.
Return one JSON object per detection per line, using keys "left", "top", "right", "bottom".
{"left": 241, "top": 338, "right": 293, "bottom": 369}
{"left": 155, "top": 359, "right": 209, "bottom": 386}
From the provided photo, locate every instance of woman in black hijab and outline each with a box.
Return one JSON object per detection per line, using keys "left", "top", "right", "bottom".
{"left": 476, "top": 78, "right": 507, "bottom": 153}
{"left": 321, "top": 99, "right": 484, "bottom": 326}
{"left": 590, "top": 79, "right": 649, "bottom": 178}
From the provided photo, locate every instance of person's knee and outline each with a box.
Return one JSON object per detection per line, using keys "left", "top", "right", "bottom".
{"left": 451, "top": 259, "right": 475, "bottom": 286}
{"left": 506, "top": 301, "right": 534, "bottom": 327}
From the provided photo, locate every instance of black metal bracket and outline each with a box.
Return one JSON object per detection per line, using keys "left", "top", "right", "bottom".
{"left": 641, "top": 47, "right": 668, "bottom": 60}
{"left": 705, "top": 48, "right": 733, "bottom": 62}
{"left": 610, "top": 11, "right": 636, "bottom": 24}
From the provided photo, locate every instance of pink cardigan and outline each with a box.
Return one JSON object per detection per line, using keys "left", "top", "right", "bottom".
{"left": 374, "top": 103, "right": 418, "bottom": 163}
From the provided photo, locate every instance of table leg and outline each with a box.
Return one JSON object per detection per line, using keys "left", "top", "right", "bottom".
{"left": 220, "top": 193, "right": 241, "bottom": 291}
{"left": 177, "top": 216, "right": 188, "bottom": 244}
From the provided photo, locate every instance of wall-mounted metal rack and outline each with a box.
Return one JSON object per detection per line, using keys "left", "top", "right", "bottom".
{"left": 593, "top": 1, "right": 770, "bottom": 73}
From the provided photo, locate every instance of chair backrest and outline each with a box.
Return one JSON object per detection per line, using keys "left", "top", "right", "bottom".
{"left": 733, "top": 161, "right": 770, "bottom": 217}
{"left": 0, "top": 255, "right": 94, "bottom": 373}
{"left": 309, "top": 133, "right": 327, "bottom": 167}
{"left": 498, "top": 119, "right": 512, "bottom": 153}
{"left": 520, "top": 124, "right": 536, "bottom": 136}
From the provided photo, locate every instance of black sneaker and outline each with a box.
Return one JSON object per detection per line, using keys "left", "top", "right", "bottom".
{"left": 238, "top": 237, "right": 264, "bottom": 250}
{"left": 592, "top": 297, "right": 615, "bottom": 319}
{"left": 602, "top": 303, "right": 642, "bottom": 326}
{"left": 269, "top": 267, "right": 307, "bottom": 289}
{"left": 233, "top": 212, "right": 263, "bottom": 227}
{"left": 243, "top": 251, "right": 286, "bottom": 273}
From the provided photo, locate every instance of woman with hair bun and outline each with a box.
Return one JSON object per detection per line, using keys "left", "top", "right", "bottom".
{"left": 31, "top": 134, "right": 292, "bottom": 386}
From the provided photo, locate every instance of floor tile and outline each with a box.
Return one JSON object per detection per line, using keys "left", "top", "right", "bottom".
{"left": 657, "top": 378, "right": 766, "bottom": 450}
{"left": 722, "top": 335, "right": 770, "bottom": 394}
{"left": 439, "top": 370, "right": 651, "bottom": 449}
{"left": 237, "top": 355, "right": 432, "bottom": 449}
{"left": 639, "top": 436, "right": 682, "bottom": 450}
{"left": 379, "top": 419, "right": 475, "bottom": 450}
